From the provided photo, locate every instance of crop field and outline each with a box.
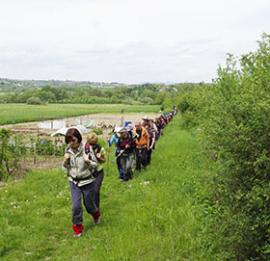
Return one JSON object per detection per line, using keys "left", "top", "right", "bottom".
{"left": 0, "top": 104, "right": 160, "bottom": 125}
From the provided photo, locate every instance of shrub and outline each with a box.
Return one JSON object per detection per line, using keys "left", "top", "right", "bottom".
{"left": 203, "top": 34, "right": 270, "bottom": 260}
{"left": 0, "top": 129, "right": 26, "bottom": 180}
{"left": 26, "top": 97, "right": 43, "bottom": 105}
{"left": 91, "top": 128, "right": 103, "bottom": 135}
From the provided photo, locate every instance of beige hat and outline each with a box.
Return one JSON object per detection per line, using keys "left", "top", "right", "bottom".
{"left": 114, "top": 126, "right": 122, "bottom": 133}
{"left": 118, "top": 127, "right": 127, "bottom": 133}
{"left": 142, "top": 115, "right": 150, "bottom": 120}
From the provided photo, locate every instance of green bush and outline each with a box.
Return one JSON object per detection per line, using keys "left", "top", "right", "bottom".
{"left": 91, "top": 128, "right": 103, "bottom": 135}
{"left": 0, "top": 129, "right": 26, "bottom": 180}
{"left": 26, "top": 97, "right": 44, "bottom": 105}
{"left": 36, "top": 137, "right": 65, "bottom": 156}
{"left": 203, "top": 34, "right": 270, "bottom": 260}
{"left": 177, "top": 86, "right": 212, "bottom": 129}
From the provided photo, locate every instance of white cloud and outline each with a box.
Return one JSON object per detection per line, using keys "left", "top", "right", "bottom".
{"left": 0, "top": 0, "right": 269, "bottom": 83}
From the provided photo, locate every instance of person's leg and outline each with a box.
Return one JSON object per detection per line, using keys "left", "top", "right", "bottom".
{"left": 82, "top": 181, "right": 100, "bottom": 224}
{"left": 131, "top": 151, "right": 137, "bottom": 174}
{"left": 126, "top": 153, "right": 133, "bottom": 180}
{"left": 135, "top": 148, "right": 142, "bottom": 171}
{"left": 81, "top": 181, "right": 97, "bottom": 215}
{"left": 69, "top": 181, "right": 83, "bottom": 225}
{"left": 146, "top": 148, "right": 152, "bottom": 165}
{"left": 120, "top": 155, "right": 128, "bottom": 181}
{"left": 94, "top": 170, "right": 104, "bottom": 209}
{"left": 116, "top": 151, "right": 124, "bottom": 179}
{"left": 117, "top": 157, "right": 124, "bottom": 179}
{"left": 70, "top": 181, "right": 84, "bottom": 236}
{"left": 141, "top": 148, "right": 148, "bottom": 168}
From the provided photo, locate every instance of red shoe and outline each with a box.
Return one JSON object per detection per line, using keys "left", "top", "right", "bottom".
{"left": 72, "top": 224, "right": 84, "bottom": 237}
{"left": 92, "top": 209, "right": 101, "bottom": 224}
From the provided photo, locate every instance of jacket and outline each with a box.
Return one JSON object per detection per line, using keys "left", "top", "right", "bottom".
{"left": 63, "top": 143, "right": 96, "bottom": 187}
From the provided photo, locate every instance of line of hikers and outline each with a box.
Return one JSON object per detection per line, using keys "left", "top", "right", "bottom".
{"left": 63, "top": 107, "right": 177, "bottom": 237}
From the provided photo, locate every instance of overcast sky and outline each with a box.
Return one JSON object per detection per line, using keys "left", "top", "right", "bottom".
{"left": 0, "top": 0, "right": 269, "bottom": 83}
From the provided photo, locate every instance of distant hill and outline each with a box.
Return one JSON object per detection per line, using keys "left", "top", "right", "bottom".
{"left": 0, "top": 78, "right": 125, "bottom": 91}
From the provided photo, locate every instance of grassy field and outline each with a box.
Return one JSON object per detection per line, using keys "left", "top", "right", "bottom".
{"left": 0, "top": 116, "right": 215, "bottom": 260}
{"left": 0, "top": 104, "right": 160, "bottom": 125}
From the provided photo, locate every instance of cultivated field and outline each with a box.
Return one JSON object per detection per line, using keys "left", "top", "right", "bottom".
{"left": 0, "top": 104, "right": 160, "bottom": 125}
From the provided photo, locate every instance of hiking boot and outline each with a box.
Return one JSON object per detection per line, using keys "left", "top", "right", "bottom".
{"left": 72, "top": 224, "right": 84, "bottom": 237}
{"left": 92, "top": 209, "right": 101, "bottom": 224}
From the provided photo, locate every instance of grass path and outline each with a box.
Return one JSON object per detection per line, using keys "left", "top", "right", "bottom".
{"left": 0, "top": 116, "right": 214, "bottom": 260}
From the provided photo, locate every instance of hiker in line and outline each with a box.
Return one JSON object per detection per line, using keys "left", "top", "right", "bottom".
{"left": 133, "top": 122, "right": 149, "bottom": 171}
{"left": 63, "top": 128, "right": 100, "bottom": 237}
{"left": 84, "top": 132, "right": 106, "bottom": 210}
{"left": 126, "top": 124, "right": 138, "bottom": 173}
{"left": 142, "top": 117, "right": 156, "bottom": 166}
{"left": 116, "top": 127, "right": 135, "bottom": 181}
{"left": 108, "top": 126, "right": 124, "bottom": 180}
{"left": 155, "top": 117, "right": 163, "bottom": 141}
{"left": 149, "top": 119, "right": 158, "bottom": 150}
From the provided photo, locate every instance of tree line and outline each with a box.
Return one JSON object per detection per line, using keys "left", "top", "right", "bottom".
{"left": 0, "top": 82, "right": 209, "bottom": 106}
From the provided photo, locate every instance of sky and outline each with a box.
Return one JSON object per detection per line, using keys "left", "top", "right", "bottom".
{"left": 0, "top": 0, "right": 269, "bottom": 84}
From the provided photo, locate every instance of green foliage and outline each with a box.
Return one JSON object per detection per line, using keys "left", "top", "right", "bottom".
{"left": 0, "top": 129, "right": 26, "bottom": 180}
{"left": 195, "top": 34, "right": 270, "bottom": 260}
{"left": 177, "top": 86, "right": 212, "bottom": 129}
{"left": 35, "top": 137, "right": 66, "bottom": 156}
{"left": 0, "top": 82, "right": 210, "bottom": 106}
{"left": 26, "top": 97, "right": 44, "bottom": 105}
{"left": 91, "top": 128, "right": 103, "bottom": 135}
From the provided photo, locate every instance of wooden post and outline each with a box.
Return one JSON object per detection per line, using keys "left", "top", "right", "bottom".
{"left": 121, "top": 109, "right": 124, "bottom": 126}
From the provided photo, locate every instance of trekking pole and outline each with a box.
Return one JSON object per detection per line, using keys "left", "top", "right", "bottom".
{"left": 106, "top": 146, "right": 111, "bottom": 174}
{"left": 111, "top": 149, "right": 125, "bottom": 163}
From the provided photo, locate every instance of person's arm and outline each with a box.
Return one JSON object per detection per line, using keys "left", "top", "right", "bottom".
{"left": 83, "top": 151, "right": 91, "bottom": 163}
{"left": 150, "top": 131, "right": 155, "bottom": 149}
{"left": 145, "top": 131, "right": 150, "bottom": 149}
{"left": 63, "top": 153, "right": 70, "bottom": 169}
{"left": 96, "top": 147, "right": 106, "bottom": 163}
{"left": 108, "top": 134, "right": 116, "bottom": 147}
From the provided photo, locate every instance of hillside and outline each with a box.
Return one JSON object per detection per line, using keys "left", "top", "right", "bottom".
{"left": 0, "top": 116, "right": 215, "bottom": 260}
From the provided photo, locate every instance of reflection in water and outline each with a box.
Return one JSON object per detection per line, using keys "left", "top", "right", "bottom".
{"left": 37, "top": 116, "right": 94, "bottom": 129}
{"left": 37, "top": 115, "right": 100, "bottom": 130}
{"left": 38, "top": 119, "right": 66, "bottom": 129}
{"left": 30, "top": 113, "right": 159, "bottom": 130}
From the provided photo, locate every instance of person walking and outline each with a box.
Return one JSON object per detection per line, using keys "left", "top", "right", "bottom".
{"left": 63, "top": 128, "right": 100, "bottom": 237}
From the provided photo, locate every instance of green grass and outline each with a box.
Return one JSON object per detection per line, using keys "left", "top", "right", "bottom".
{"left": 0, "top": 116, "right": 215, "bottom": 260}
{"left": 0, "top": 104, "right": 160, "bottom": 125}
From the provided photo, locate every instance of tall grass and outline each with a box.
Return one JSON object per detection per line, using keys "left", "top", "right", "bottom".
{"left": 0, "top": 104, "right": 160, "bottom": 125}
{"left": 0, "top": 116, "right": 215, "bottom": 260}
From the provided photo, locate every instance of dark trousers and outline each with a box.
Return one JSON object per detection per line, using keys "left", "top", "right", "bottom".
{"left": 94, "top": 170, "right": 104, "bottom": 209}
{"left": 116, "top": 151, "right": 124, "bottom": 179}
{"left": 135, "top": 148, "right": 148, "bottom": 170}
{"left": 146, "top": 148, "right": 152, "bottom": 165}
{"left": 69, "top": 181, "right": 97, "bottom": 225}
{"left": 119, "top": 153, "right": 133, "bottom": 181}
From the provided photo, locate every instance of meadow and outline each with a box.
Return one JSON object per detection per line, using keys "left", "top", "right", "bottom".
{"left": 0, "top": 116, "right": 215, "bottom": 260}
{"left": 0, "top": 104, "right": 160, "bottom": 125}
